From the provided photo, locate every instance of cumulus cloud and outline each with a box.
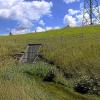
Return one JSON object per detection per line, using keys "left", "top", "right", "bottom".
{"left": 68, "top": 9, "right": 80, "bottom": 15}
{"left": 64, "top": 0, "right": 80, "bottom": 4}
{"left": 11, "top": 28, "right": 30, "bottom": 35}
{"left": 46, "top": 26, "right": 60, "bottom": 30}
{"left": 64, "top": 15, "right": 77, "bottom": 27}
{"left": 36, "top": 27, "right": 45, "bottom": 32}
{"left": 0, "top": 0, "right": 53, "bottom": 28}
{"left": 36, "top": 26, "right": 60, "bottom": 32}
{"left": 39, "top": 20, "right": 45, "bottom": 26}
{"left": 64, "top": 4, "right": 100, "bottom": 27}
{"left": 64, "top": 9, "right": 82, "bottom": 27}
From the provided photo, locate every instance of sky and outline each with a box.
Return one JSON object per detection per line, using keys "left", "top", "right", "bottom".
{"left": 0, "top": 0, "right": 100, "bottom": 35}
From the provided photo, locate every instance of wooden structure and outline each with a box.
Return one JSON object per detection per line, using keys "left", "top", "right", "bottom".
{"left": 19, "top": 44, "right": 42, "bottom": 63}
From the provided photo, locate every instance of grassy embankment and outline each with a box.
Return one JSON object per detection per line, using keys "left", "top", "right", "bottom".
{"left": 0, "top": 25, "right": 100, "bottom": 100}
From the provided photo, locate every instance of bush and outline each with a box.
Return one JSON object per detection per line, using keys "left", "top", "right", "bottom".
{"left": 74, "top": 77, "right": 100, "bottom": 95}
{"left": 43, "top": 70, "right": 55, "bottom": 82}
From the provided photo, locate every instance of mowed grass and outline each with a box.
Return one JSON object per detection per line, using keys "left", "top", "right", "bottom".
{"left": 0, "top": 25, "right": 100, "bottom": 100}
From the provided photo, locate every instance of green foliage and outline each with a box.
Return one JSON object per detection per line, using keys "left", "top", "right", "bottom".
{"left": 74, "top": 77, "right": 100, "bottom": 95}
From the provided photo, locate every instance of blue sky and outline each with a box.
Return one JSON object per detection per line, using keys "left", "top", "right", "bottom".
{"left": 0, "top": 0, "right": 99, "bottom": 35}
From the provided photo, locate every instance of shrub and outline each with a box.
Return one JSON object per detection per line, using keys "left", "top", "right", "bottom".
{"left": 43, "top": 70, "right": 55, "bottom": 82}
{"left": 74, "top": 77, "right": 100, "bottom": 95}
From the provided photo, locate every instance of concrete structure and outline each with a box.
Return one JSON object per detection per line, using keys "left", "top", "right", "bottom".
{"left": 20, "top": 44, "right": 42, "bottom": 63}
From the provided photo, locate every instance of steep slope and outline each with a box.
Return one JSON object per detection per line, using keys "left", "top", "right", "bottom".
{"left": 0, "top": 25, "right": 100, "bottom": 100}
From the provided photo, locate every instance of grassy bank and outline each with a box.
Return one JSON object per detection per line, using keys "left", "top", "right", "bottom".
{"left": 0, "top": 25, "right": 100, "bottom": 99}
{"left": 0, "top": 59, "right": 99, "bottom": 100}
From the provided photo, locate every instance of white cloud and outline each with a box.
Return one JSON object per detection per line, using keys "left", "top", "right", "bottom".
{"left": 46, "top": 26, "right": 60, "bottom": 30}
{"left": 46, "top": 27, "right": 52, "bottom": 31}
{"left": 68, "top": 9, "right": 80, "bottom": 15}
{"left": 36, "top": 27, "right": 45, "bottom": 32}
{"left": 0, "top": 0, "right": 53, "bottom": 27}
{"left": 36, "top": 26, "right": 60, "bottom": 32}
{"left": 64, "top": 9, "right": 81, "bottom": 27}
{"left": 64, "top": 0, "right": 79, "bottom": 4}
{"left": 39, "top": 20, "right": 45, "bottom": 26}
{"left": 12, "top": 28, "right": 30, "bottom": 35}
{"left": 64, "top": 15, "right": 77, "bottom": 27}
{"left": 64, "top": 6, "right": 100, "bottom": 27}
{"left": 54, "top": 26, "right": 60, "bottom": 29}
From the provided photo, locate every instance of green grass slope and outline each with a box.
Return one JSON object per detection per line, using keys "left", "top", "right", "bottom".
{"left": 0, "top": 25, "right": 100, "bottom": 100}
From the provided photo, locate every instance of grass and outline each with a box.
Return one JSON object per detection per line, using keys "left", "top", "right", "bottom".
{"left": 0, "top": 25, "right": 100, "bottom": 100}
{"left": 0, "top": 59, "right": 99, "bottom": 100}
